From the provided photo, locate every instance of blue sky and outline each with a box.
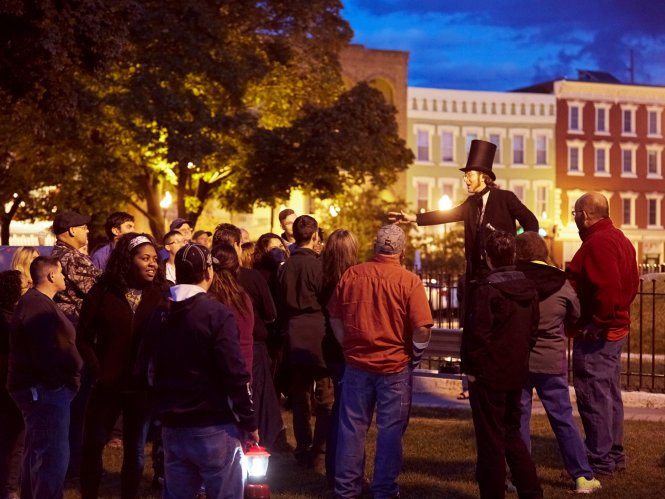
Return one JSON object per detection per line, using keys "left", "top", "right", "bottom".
{"left": 341, "top": 0, "right": 665, "bottom": 91}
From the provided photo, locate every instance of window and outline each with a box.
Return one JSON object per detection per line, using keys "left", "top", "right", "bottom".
{"left": 510, "top": 182, "right": 527, "bottom": 203}
{"left": 621, "top": 104, "right": 637, "bottom": 135}
{"left": 567, "top": 140, "right": 585, "bottom": 174}
{"left": 465, "top": 132, "right": 478, "bottom": 153}
{"left": 416, "top": 182, "right": 429, "bottom": 212}
{"left": 535, "top": 184, "right": 548, "bottom": 219}
{"left": 623, "top": 199, "right": 631, "bottom": 225}
{"left": 416, "top": 130, "right": 429, "bottom": 162}
{"left": 513, "top": 134, "right": 525, "bottom": 164}
{"left": 647, "top": 146, "right": 663, "bottom": 178}
{"left": 621, "top": 144, "right": 637, "bottom": 177}
{"left": 648, "top": 108, "right": 662, "bottom": 136}
{"left": 569, "top": 104, "right": 582, "bottom": 132}
{"left": 620, "top": 193, "right": 638, "bottom": 228}
{"left": 535, "top": 135, "right": 547, "bottom": 165}
{"left": 596, "top": 106, "right": 607, "bottom": 133}
{"left": 648, "top": 199, "right": 658, "bottom": 226}
{"left": 488, "top": 133, "right": 502, "bottom": 164}
{"left": 646, "top": 194, "right": 664, "bottom": 228}
{"left": 441, "top": 131, "right": 454, "bottom": 162}
{"left": 596, "top": 148, "right": 607, "bottom": 174}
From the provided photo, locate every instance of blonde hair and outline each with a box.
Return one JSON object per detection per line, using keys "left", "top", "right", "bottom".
{"left": 11, "top": 246, "right": 40, "bottom": 294}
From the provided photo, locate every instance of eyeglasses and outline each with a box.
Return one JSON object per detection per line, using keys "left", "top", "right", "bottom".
{"left": 571, "top": 210, "right": 583, "bottom": 217}
{"left": 165, "top": 239, "right": 184, "bottom": 246}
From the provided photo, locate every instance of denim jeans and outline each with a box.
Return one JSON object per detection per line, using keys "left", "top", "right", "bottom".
{"left": 0, "top": 390, "right": 24, "bottom": 498}
{"left": 520, "top": 373, "right": 593, "bottom": 480}
{"left": 468, "top": 381, "right": 542, "bottom": 499}
{"left": 162, "top": 424, "right": 245, "bottom": 499}
{"left": 334, "top": 365, "right": 412, "bottom": 499}
{"left": 80, "top": 385, "right": 151, "bottom": 499}
{"left": 11, "top": 384, "right": 76, "bottom": 499}
{"left": 573, "top": 335, "right": 626, "bottom": 475}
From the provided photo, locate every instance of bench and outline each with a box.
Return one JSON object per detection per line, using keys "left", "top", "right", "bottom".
{"left": 414, "top": 327, "right": 464, "bottom": 380}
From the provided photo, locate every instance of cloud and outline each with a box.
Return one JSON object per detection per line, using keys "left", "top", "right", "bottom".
{"left": 343, "top": 0, "right": 665, "bottom": 89}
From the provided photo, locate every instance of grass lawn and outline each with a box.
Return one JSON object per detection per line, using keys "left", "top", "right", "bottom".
{"left": 65, "top": 407, "right": 665, "bottom": 498}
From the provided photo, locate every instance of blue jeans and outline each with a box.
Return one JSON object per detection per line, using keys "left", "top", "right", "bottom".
{"left": 334, "top": 365, "right": 412, "bottom": 499}
{"left": 162, "top": 424, "right": 245, "bottom": 499}
{"left": 573, "top": 335, "right": 626, "bottom": 475}
{"left": 11, "top": 384, "right": 76, "bottom": 499}
{"left": 520, "top": 373, "right": 593, "bottom": 480}
{"left": 80, "top": 385, "right": 151, "bottom": 499}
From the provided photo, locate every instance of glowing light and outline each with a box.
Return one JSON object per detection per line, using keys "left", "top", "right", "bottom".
{"left": 160, "top": 191, "right": 173, "bottom": 209}
{"left": 438, "top": 194, "right": 452, "bottom": 211}
{"left": 329, "top": 205, "right": 340, "bottom": 217}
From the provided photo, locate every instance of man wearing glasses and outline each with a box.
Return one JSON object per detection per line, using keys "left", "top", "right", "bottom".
{"left": 162, "top": 231, "right": 186, "bottom": 285}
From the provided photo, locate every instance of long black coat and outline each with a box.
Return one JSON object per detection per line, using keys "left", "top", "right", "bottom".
{"left": 416, "top": 188, "right": 539, "bottom": 279}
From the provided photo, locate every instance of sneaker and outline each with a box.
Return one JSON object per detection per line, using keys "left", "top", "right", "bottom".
{"left": 575, "top": 477, "right": 602, "bottom": 494}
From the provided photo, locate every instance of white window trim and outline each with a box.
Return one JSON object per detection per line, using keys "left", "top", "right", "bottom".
{"left": 621, "top": 104, "right": 637, "bottom": 137}
{"left": 533, "top": 129, "right": 552, "bottom": 167}
{"left": 437, "top": 125, "right": 459, "bottom": 165}
{"left": 485, "top": 127, "right": 506, "bottom": 167}
{"left": 568, "top": 101, "right": 584, "bottom": 134}
{"left": 566, "top": 139, "right": 586, "bottom": 175}
{"left": 508, "top": 128, "right": 528, "bottom": 167}
{"left": 532, "top": 180, "right": 553, "bottom": 221}
{"left": 620, "top": 192, "right": 639, "bottom": 229}
{"left": 412, "top": 176, "right": 435, "bottom": 213}
{"left": 593, "top": 141, "right": 612, "bottom": 177}
{"left": 594, "top": 102, "right": 611, "bottom": 136}
{"left": 645, "top": 193, "right": 664, "bottom": 229}
{"left": 620, "top": 143, "right": 638, "bottom": 178}
{"left": 647, "top": 106, "right": 662, "bottom": 138}
{"left": 462, "top": 126, "right": 483, "bottom": 154}
{"left": 646, "top": 144, "right": 663, "bottom": 179}
{"left": 508, "top": 179, "right": 529, "bottom": 204}
{"left": 413, "top": 124, "right": 435, "bottom": 164}
{"left": 436, "top": 178, "right": 458, "bottom": 204}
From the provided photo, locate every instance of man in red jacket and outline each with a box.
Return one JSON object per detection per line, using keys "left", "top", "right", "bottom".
{"left": 567, "top": 191, "right": 639, "bottom": 477}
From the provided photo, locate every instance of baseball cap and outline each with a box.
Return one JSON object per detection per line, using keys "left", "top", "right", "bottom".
{"left": 53, "top": 210, "right": 91, "bottom": 235}
{"left": 192, "top": 230, "right": 212, "bottom": 240}
{"left": 174, "top": 244, "right": 217, "bottom": 284}
{"left": 374, "top": 224, "right": 405, "bottom": 255}
{"left": 170, "top": 218, "right": 193, "bottom": 231}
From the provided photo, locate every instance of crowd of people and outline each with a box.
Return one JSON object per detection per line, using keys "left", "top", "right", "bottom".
{"left": 0, "top": 141, "right": 640, "bottom": 499}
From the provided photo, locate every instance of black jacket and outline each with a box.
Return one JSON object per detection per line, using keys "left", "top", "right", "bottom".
{"left": 416, "top": 188, "right": 538, "bottom": 279}
{"left": 8, "top": 288, "right": 83, "bottom": 391}
{"left": 151, "top": 291, "right": 256, "bottom": 431}
{"left": 461, "top": 267, "right": 539, "bottom": 390}
{"left": 77, "top": 281, "right": 167, "bottom": 390}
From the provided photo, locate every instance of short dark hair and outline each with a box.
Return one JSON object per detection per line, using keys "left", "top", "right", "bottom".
{"left": 293, "top": 215, "right": 318, "bottom": 246}
{"left": 162, "top": 230, "right": 183, "bottom": 246}
{"left": 104, "top": 212, "right": 134, "bottom": 240}
{"left": 516, "top": 232, "right": 548, "bottom": 263}
{"left": 212, "top": 223, "right": 241, "bottom": 250}
{"left": 30, "top": 256, "right": 61, "bottom": 285}
{"left": 485, "top": 230, "right": 515, "bottom": 268}
{"left": 278, "top": 208, "right": 295, "bottom": 222}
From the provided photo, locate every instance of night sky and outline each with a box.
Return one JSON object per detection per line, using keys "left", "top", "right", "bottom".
{"left": 342, "top": 0, "right": 665, "bottom": 91}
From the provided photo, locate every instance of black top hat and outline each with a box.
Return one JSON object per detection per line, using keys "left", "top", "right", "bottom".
{"left": 459, "top": 139, "right": 497, "bottom": 181}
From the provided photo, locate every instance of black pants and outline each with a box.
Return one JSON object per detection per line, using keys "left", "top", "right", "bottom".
{"left": 468, "top": 381, "right": 542, "bottom": 499}
{"left": 80, "top": 385, "right": 151, "bottom": 499}
{"left": 289, "top": 365, "right": 333, "bottom": 462}
{"left": 0, "top": 390, "right": 24, "bottom": 498}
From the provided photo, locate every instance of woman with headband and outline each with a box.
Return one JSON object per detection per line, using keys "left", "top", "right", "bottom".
{"left": 76, "top": 233, "right": 166, "bottom": 499}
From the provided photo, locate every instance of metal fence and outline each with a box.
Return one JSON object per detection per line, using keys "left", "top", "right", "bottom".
{"left": 416, "top": 266, "right": 665, "bottom": 393}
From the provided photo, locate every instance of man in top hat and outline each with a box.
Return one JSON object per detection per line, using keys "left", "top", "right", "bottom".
{"left": 391, "top": 139, "right": 539, "bottom": 285}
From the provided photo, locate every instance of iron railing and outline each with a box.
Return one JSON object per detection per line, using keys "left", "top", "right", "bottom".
{"left": 416, "top": 266, "right": 665, "bottom": 393}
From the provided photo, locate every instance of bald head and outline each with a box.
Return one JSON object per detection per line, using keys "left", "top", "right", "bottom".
{"left": 574, "top": 192, "right": 609, "bottom": 232}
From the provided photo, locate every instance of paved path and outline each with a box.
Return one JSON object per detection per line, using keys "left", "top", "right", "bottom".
{"left": 412, "top": 390, "right": 665, "bottom": 422}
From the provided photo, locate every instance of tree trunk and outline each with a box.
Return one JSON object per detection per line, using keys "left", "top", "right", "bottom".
{"left": 0, "top": 197, "right": 21, "bottom": 245}
{"left": 136, "top": 170, "right": 166, "bottom": 240}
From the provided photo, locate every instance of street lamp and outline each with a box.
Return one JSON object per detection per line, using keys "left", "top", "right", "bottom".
{"left": 160, "top": 191, "right": 172, "bottom": 231}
